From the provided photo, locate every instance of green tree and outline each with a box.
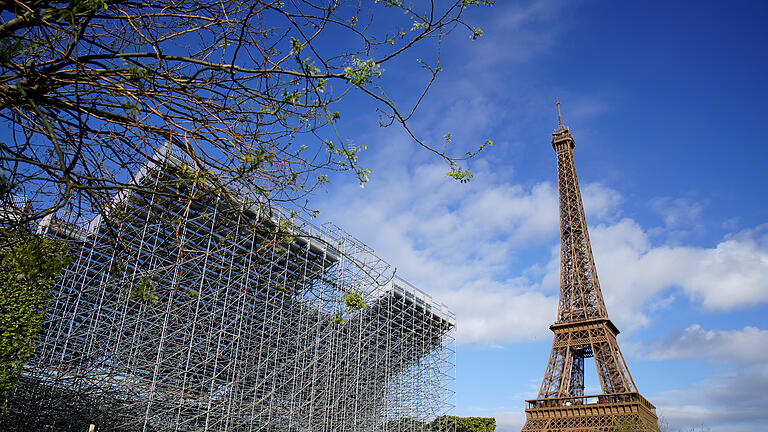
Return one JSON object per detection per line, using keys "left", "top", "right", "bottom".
{"left": 0, "top": 228, "right": 70, "bottom": 414}
{"left": 431, "top": 415, "right": 496, "bottom": 432}
{"left": 1, "top": 0, "right": 494, "bottom": 228}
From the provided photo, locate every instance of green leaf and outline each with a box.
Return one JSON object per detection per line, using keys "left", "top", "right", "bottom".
{"left": 446, "top": 163, "right": 473, "bottom": 183}
{"left": 343, "top": 292, "right": 366, "bottom": 310}
{"left": 343, "top": 58, "right": 382, "bottom": 86}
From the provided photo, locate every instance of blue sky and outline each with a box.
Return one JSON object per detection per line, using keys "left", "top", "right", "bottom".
{"left": 315, "top": 1, "right": 768, "bottom": 431}
{"left": 3, "top": 0, "right": 764, "bottom": 430}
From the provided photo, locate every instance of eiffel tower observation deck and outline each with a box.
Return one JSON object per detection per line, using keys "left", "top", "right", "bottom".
{"left": 520, "top": 103, "right": 661, "bottom": 432}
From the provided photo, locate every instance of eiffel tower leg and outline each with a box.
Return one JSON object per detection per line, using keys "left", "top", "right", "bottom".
{"left": 539, "top": 328, "right": 591, "bottom": 400}
{"left": 569, "top": 353, "right": 584, "bottom": 398}
{"left": 559, "top": 346, "right": 575, "bottom": 397}
{"left": 539, "top": 331, "right": 588, "bottom": 399}
{"left": 590, "top": 327, "right": 636, "bottom": 394}
{"left": 539, "top": 336, "right": 568, "bottom": 398}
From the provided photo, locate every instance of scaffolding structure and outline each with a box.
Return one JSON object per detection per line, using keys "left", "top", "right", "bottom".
{"left": 3, "top": 153, "right": 456, "bottom": 432}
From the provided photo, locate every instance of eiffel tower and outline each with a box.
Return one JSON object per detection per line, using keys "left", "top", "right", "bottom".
{"left": 521, "top": 103, "right": 661, "bottom": 432}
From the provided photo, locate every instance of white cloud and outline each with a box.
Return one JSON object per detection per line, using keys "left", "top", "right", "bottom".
{"left": 681, "top": 227, "right": 768, "bottom": 309}
{"left": 650, "top": 197, "right": 705, "bottom": 229}
{"left": 322, "top": 133, "right": 768, "bottom": 344}
{"left": 653, "top": 364, "right": 768, "bottom": 432}
{"left": 489, "top": 410, "right": 526, "bottom": 432}
{"left": 443, "top": 288, "right": 554, "bottom": 345}
{"left": 589, "top": 221, "right": 768, "bottom": 330}
{"left": 640, "top": 325, "right": 768, "bottom": 364}
{"left": 581, "top": 182, "right": 623, "bottom": 221}
{"left": 324, "top": 154, "right": 565, "bottom": 344}
{"left": 464, "top": 0, "right": 570, "bottom": 68}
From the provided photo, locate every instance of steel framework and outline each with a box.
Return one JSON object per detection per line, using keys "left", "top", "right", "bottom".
{"left": 520, "top": 104, "right": 661, "bottom": 432}
{"left": 2, "top": 151, "right": 456, "bottom": 432}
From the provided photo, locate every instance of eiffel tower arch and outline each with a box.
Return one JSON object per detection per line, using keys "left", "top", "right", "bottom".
{"left": 520, "top": 103, "right": 661, "bottom": 432}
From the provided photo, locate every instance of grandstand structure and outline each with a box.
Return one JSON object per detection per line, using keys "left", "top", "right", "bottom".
{"left": 3, "top": 150, "right": 456, "bottom": 432}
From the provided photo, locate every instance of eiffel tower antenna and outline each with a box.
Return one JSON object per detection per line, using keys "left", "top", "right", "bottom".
{"left": 520, "top": 105, "right": 661, "bottom": 431}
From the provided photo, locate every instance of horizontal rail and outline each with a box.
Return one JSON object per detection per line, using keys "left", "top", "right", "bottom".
{"left": 526, "top": 392, "right": 656, "bottom": 411}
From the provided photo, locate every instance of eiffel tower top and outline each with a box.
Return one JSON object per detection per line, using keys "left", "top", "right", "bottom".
{"left": 550, "top": 101, "right": 612, "bottom": 331}
{"left": 552, "top": 99, "right": 575, "bottom": 151}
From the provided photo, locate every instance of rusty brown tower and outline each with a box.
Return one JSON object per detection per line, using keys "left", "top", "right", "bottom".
{"left": 520, "top": 102, "right": 661, "bottom": 432}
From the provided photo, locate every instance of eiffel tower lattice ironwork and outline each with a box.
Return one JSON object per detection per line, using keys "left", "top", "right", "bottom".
{"left": 520, "top": 103, "right": 661, "bottom": 432}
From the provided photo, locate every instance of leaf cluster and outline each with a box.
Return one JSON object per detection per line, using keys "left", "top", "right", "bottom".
{"left": 0, "top": 229, "right": 69, "bottom": 415}
{"left": 385, "top": 415, "right": 496, "bottom": 432}
{"left": 0, "top": 0, "right": 494, "bottom": 231}
{"left": 343, "top": 291, "right": 366, "bottom": 310}
{"left": 432, "top": 416, "right": 496, "bottom": 432}
{"left": 130, "top": 276, "right": 158, "bottom": 305}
